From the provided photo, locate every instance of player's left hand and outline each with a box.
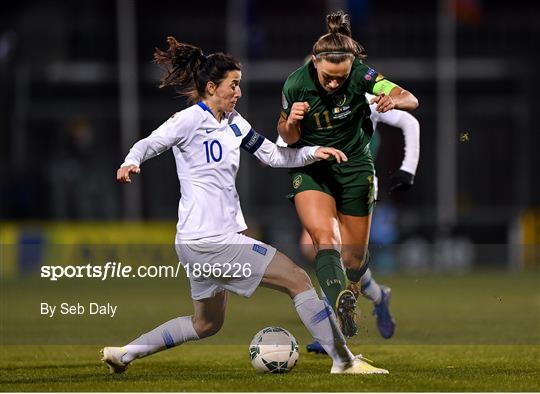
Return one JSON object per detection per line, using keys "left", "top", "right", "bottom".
{"left": 389, "top": 169, "right": 414, "bottom": 192}
{"left": 117, "top": 164, "right": 140, "bottom": 183}
{"left": 314, "top": 147, "right": 348, "bottom": 163}
{"left": 370, "top": 93, "right": 395, "bottom": 113}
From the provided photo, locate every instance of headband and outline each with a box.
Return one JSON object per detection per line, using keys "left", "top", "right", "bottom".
{"left": 314, "top": 51, "right": 355, "bottom": 57}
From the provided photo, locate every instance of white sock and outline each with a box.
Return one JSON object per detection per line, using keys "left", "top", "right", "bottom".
{"left": 318, "top": 286, "right": 330, "bottom": 307}
{"left": 360, "top": 268, "right": 382, "bottom": 304}
{"left": 122, "top": 316, "right": 199, "bottom": 363}
{"left": 293, "top": 288, "right": 353, "bottom": 365}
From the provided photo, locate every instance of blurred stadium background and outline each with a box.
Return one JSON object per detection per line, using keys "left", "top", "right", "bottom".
{"left": 1, "top": 2, "right": 540, "bottom": 391}
{"left": 1, "top": 0, "right": 539, "bottom": 276}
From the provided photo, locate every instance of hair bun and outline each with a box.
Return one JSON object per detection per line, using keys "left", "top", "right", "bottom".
{"left": 327, "top": 10, "right": 352, "bottom": 37}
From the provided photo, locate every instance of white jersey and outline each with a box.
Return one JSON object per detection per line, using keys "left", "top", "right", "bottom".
{"left": 122, "top": 102, "right": 320, "bottom": 241}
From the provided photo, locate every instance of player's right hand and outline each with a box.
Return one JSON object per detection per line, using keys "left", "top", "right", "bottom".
{"left": 116, "top": 164, "right": 140, "bottom": 183}
{"left": 314, "top": 147, "right": 348, "bottom": 163}
{"left": 370, "top": 93, "right": 395, "bottom": 113}
{"left": 286, "top": 102, "right": 310, "bottom": 125}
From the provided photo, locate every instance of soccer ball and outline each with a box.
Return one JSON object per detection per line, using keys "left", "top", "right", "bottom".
{"left": 249, "top": 326, "right": 299, "bottom": 373}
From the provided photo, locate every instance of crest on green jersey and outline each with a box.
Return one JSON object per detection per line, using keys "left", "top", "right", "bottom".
{"left": 332, "top": 93, "right": 347, "bottom": 107}
{"left": 293, "top": 175, "right": 303, "bottom": 189}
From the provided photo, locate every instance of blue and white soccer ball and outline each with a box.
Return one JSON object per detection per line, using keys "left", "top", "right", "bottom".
{"left": 249, "top": 327, "right": 299, "bottom": 373}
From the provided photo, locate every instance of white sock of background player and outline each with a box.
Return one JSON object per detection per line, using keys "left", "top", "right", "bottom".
{"left": 360, "top": 268, "right": 383, "bottom": 304}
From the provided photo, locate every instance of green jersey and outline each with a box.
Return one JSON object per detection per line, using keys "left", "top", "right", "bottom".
{"left": 281, "top": 59, "right": 389, "bottom": 163}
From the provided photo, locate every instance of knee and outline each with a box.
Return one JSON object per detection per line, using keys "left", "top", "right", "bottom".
{"left": 309, "top": 229, "right": 340, "bottom": 249}
{"left": 288, "top": 267, "right": 313, "bottom": 296}
{"left": 192, "top": 316, "right": 223, "bottom": 338}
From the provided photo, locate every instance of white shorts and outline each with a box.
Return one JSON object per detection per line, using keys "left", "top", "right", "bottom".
{"left": 175, "top": 232, "right": 277, "bottom": 301}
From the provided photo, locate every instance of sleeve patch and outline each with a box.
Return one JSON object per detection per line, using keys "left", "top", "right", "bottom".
{"left": 252, "top": 244, "right": 268, "bottom": 255}
{"left": 364, "top": 68, "right": 377, "bottom": 81}
{"left": 229, "top": 123, "right": 242, "bottom": 137}
{"left": 281, "top": 91, "right": 289, "bottom": 110}
{"left": 240, "top": 129, "right": 266, "bottom": 154}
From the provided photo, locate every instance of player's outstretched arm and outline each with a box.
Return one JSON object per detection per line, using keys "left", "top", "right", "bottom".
{"left": 375, "top": 109, "right": 420, "bottom": 174}
{"left": 118, "top": 112, "right": 191, "bottom": 177}
{"left": 116, "top": 131, "right": 176, "bottom": 184}
{"left": 242, "top": 129, "right": 347, "bottom": 168}
{"left": 273, "top": 136, "right": 348, "bottom": 164}
{"left": 259, "top": 140, "right": 348, "bottom": 168}
{"left": 314, "top": 147, "right": 348, "bottom": 163}
{"left": 374, "top": 108, "right": 420, "bottom": 192}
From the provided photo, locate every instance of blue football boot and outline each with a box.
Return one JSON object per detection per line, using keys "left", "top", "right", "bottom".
{"left": 372, "top": 286, "right": 395, "bottom": 339}
{"left": 306, "top": 340, "right": 327, "bottom": 354}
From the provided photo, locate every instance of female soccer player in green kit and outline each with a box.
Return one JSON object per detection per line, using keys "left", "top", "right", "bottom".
{"left": 277, "top": 11, "right": 419, "bottom": 337}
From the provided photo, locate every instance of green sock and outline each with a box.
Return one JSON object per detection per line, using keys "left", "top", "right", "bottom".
{"left": 315, "top": 249, "right": 347, "bottom": 312}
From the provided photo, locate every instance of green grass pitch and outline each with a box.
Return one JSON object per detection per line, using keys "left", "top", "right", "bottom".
{"left": 1, "top": 271, "right": 539, "bottom": 391}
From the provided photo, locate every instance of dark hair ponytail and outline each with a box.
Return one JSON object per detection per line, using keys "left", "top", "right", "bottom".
{"left": 312, "top": 10, "right": 366, "bottom": 63}
{"left": 153, "top": 36, "right": 241, "bottom": 104}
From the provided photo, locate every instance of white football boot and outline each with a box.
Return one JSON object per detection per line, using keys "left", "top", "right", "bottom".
{"left": 331, "top": 355, "right": 389, "bottom": 374}
{"left": 100, "top": 347, "right": 129, "bottom": 374}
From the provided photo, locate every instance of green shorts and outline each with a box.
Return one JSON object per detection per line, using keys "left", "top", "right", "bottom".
{"left": 288, "top": 160, "right": 376, "bottom": 217}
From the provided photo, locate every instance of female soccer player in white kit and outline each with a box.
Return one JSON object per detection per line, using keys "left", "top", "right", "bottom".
{"left": 101, "top": 37, "right": 388, "bottom": 375}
